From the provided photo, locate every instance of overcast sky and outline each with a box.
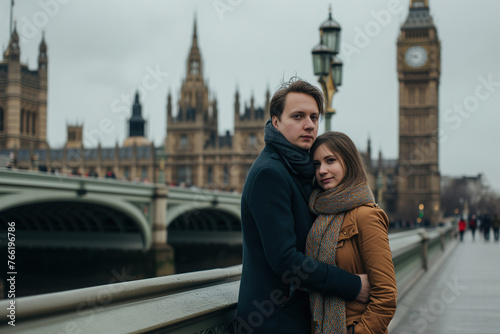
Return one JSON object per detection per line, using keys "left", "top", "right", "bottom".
{"left": 1, "top": 0, "right": 499, "bottom": 192}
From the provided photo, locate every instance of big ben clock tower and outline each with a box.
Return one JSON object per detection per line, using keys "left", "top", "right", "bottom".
{"left": 396, "top": 0, "right": 441, "bottom": 225}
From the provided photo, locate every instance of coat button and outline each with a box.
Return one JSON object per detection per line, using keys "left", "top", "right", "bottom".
{"left": 343, "top": 231, "right": 347, "bottom": 235}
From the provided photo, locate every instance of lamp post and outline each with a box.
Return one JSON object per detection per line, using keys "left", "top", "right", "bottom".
{"left": 156, "top": 146, "right": 167, "bottom": 184}
{"left": 312, "top": 6, "right": 343, "bottom": 132}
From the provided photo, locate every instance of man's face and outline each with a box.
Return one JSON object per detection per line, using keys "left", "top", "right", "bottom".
{"left": 272, "top": 92, "right": 319, "bottom": 150}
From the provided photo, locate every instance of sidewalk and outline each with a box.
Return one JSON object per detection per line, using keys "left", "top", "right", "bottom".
{"left": 391, "top": 231, "right": 500, "bottom": 334}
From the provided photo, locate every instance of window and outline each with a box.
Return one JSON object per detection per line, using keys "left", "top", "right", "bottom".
{"left": 249, "top": 133, "right": 257, "bottom": 147}
{"left": 408, "top": 87, "right": 416, "bottom": 105}
{"left": 141, "top": 167, "right": 148, "bottom": 181}
{"left": 20, "top": 110, "right": 24, "bottom": 132}
{"left": 418, "top": 175, "right": 428, "bottom": 189}
{"left": 207, "top": 166, "right": 213, "bottom": 184}
{"left": 408, "top": 116, "right": 414, "bottom": 133}
{"left": 0, "top": 108, "right": 4, "bottom": 132}
{"left": 26, "top": 112, "right": 31, "bottom": 134}
{"left": 31, "top": 113, "right": 36, "bottom": 135}
{"left": 178, "top": 166, "right": 192, "bottom": 185}
{"left": 180, "top": 134, "right": 188, "bottom": 150}
{"left": 419, "top": 86, "right": 426, "bottom": 105}
{"left": 408, "top": 175, "right": 415, "bottom": 189}
{"left": 224, "top": 166, "right": 229, "bottom": 184}
{"left": 124, "top": 167, "right": 130, "bottom": 180}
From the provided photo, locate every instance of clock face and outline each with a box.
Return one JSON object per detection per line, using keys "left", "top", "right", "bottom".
{"left": 405, "top": 46, "right": 428, "bottom": 68}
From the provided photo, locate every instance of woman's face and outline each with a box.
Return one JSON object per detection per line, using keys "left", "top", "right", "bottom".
{"left": 313, "top": 144, "right": 345, "bottom": 191}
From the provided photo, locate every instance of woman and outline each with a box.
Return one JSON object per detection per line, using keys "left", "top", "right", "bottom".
{"left": 306, "top": 132, "right": 397, "bottom": 333}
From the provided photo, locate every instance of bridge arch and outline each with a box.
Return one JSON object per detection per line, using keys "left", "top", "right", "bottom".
{"left": 0, "top": 193, "right": 152, "bottom": 250}
{"left": 167, "top": 204, "right": 241, "bottom": 245}
{"left": 166, "top": 205, "right": 242, "bottom": 274}
{"left": 166, "top": 203, "right": 240, "bottom": 228}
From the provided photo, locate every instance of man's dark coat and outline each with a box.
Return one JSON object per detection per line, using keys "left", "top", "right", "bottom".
{"left": 237, "top": 144, "right": 361, "bottom": 334}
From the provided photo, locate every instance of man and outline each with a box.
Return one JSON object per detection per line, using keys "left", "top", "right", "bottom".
{"left": 237, "top": 79, "right": 369, "bottom": 334}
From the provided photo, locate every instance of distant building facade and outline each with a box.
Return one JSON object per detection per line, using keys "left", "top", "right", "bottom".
{"left": 0, "top": 21, "right": 267, "bottom": 191}
{"left": 1, "top": 6, "right": 446, "bottom": 222}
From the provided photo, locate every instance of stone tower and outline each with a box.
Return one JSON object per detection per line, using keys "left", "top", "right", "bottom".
{"left": 165, "top": 18, "right": 218, "bottom": 186}
{"left": 65, "top": 124, "right": 83, "bottom": 149}
{"left": 232, "top": 89, "right": 269, "bottom": 186}
{"left": 396, "top": 0, "right": 441, "bottom": 225}
{"left": 0, "top": 27, "right": 48, "bottom": 150}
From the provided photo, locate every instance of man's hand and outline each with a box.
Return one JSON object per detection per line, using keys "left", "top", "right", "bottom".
{"left": 355, "top": 274, "right": 370, "bottom": 303}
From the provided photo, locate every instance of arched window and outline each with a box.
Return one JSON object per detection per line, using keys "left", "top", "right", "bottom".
{"left": 224, "top": 166, "right": 229, "bottom": 184}
{"left": 180, "top": 134, "right": 188, "bottom": 150}
{"left": 20, "top": 109, "right": 25, "bottom": 132}
{"left": 249, "top": 133, "right": 257, "bottom": 146}
{"left": 207, "top": 166, "right": 213, "bottom": 184}
{"left": 0, "top": 107, "right": 4, "bottom": 132}
{"left": 26, "top": 112, "right": 31, "bottom": 134}
{"left": 32, "top": 113, "right": 36, "bottom": 135}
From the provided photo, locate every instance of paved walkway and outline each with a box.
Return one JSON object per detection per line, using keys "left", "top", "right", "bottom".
{"left": 391, "top": 230, "right": 500, "bottom": 334}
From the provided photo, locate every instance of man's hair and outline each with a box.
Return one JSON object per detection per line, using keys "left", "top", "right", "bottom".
{"left": 269, "top": 77, "right": 324, "bottom": 120}
{"left": 311, "top": 131, "right": 368, "bottom": 193}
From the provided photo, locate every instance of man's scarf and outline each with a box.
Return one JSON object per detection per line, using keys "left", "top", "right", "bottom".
{"left": 306, "top": 182, "right": 374, "bottom": 334}
{"left": 264, "top": 119, "right": 315, "bottom": 195}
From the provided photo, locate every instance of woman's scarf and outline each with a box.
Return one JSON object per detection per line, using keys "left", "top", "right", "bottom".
{"left": 306, "top": 182, "right": 374, "bottom": 334}
{"left": 264, "top": 119, "right": 315, "bottom": 195}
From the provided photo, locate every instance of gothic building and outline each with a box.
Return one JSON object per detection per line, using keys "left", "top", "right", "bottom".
{"left": 0, "top": 26, "right": 48, "bottom": 150}
{"left": 1, "top": 4, "right": 444, "bottom": 222}
{"left": 164, "top": 20, "right": 267, "bottom": 190}
{"left": 0, "top": 20, "right": 267, "bottom": 191}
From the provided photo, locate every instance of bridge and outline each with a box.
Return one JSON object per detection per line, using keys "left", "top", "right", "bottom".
{"left": 0, "top": 223, "right": 469, "bottom": 333}
{"left": 0, "top": 169, "right": 242, "bottom": 277}
{"left": 1, "top": 170, "right": 499, "bottom": 333}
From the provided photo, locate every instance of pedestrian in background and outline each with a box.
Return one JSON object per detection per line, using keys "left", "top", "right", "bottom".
{"left": 469, "top": 215, "right": 477, "bottom": 241}
{"left": 492, "top": 214, "right": 500, "bottom": 242}
{"left": 482, "top": 214, "right": 492, "bottom": 241}
{"left": 458, "top": 217, "right": 466, "bottom": 242}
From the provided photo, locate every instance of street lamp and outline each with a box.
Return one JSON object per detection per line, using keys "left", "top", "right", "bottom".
{"left": 311, "top": 5, "right": 343, "bottom": 132}
{"left": 155, "top": 146, "right": 168, "bottom": 184}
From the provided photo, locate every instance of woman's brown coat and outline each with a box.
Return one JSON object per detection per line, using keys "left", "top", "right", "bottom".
{"left": 336, "top": 203, "right": 397, "bottom": 333}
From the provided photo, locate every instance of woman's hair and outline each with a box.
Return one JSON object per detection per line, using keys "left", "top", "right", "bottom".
{"left": 311, "top": 131, "right": 368, "bottom": 193}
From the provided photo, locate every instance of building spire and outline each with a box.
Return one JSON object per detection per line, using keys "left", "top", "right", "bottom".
{"left": 4, "top": 21, "right": 20, "bottom": 60}
{"left": 10, "top": 0, "right": 15, "bottom": 35}
{"left": 129, "top": 91, "right": 146, "bottom": 137}
{"left": 38, "top": 30, "right": 48, "bottom": 69}
{"left": 186, "top": 15, "right": 202, "bottom": 80}
{"left": 39, "top": 31, "right": 47, "bottom": 54}
{"left": 192, "top": 14, "right": 198, "bottom": 50}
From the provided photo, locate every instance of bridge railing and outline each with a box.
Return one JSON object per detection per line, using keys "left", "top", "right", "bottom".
{"left": 0, "top": 226, "right": 457, "bottom": 333}
{"left": 389, "top": 224, "right": 457, "bottom": 300}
